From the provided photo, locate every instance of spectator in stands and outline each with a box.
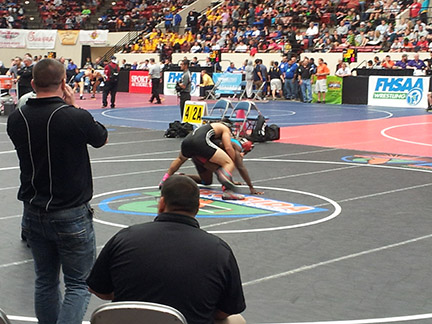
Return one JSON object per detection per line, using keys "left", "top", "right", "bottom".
{"left": 402, "top": 37, "right": 415, "bottom": 51}
{"left": 173, "top": 9, "right": 182, "bottom": 33}
{"left": 335, "top": 62, "right": 351, "bottom": 77}
{"left": 415, "top": 35, "right": 429, "bottom": 51}
{"left": 375, "top": 19, "right": 389, "bottom": 36}
{"left": 407, "top": 53, "right": 426, "bottom": 72}
{"left": 164, "top": 8, "right": 173, "bottom": 32}
{"left": 409, "top": 0, "right": 422, "bottom": 21}
{"left": 190, "top": 57, "right": 200, "bottom": 67}
{"left": 381, "top": 55, "right": 395, "bottom": 69}
{"left": 305, "top": 22, "right": 319, "bottom": 48}
{"left": 394, "top": 54, "right": 409, "bottom": 69}
{"left": 372, "top": 56, "right": 382, "bottom": 68}
{"left": 226, "top": 62, "right": 238, "bottom": 73}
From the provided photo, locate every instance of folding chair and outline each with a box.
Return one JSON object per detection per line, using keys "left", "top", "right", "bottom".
{"left": 231, "top": 81, "right": 247, "bottom": 100}
{"left": 228, "top": 101, "right": 268, "bottom": 138}
{"left": 204, "top": 78, "right": 222, "bottom": 100}
{"left": 202, "top": 99, "right": 233, "bottom": 123}
{"left": 0, "top": 308, "right": 12, "bottom": 324}
{"left": 251, "top": 82, "right": 266, "bottom": 101}
{"left": 90, "top": 301, "right": 187, "bottom": 324}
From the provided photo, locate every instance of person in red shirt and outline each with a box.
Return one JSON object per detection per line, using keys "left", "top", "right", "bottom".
{"left": 381, "top": 55, "right": 395, "bottom": 69}
{"left": 102, "top": 56, "right": 119, "bottom": 109}
{"left": 409, "top": 0, "right": 422, "bottom": 20}
{"left": 416, "top": 36, "right": 429, "bottom": 51}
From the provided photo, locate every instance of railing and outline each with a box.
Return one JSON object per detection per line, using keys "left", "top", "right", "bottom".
{"left": 100, "top": 31, "right": 144, "bottom": 63}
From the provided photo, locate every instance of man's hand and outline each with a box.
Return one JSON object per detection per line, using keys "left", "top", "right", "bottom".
{"left": 62, "top": 83, "right": 78, "bottom": 108}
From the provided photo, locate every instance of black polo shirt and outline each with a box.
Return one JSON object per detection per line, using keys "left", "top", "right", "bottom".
{"left": 297, "top": 65, "right": 312, "bottom": 80}
{"left": 87, "top": 213, "right": 246, "bottom": 324}
{"left": 7, "top": 96, "right": 107, "bottom": 211}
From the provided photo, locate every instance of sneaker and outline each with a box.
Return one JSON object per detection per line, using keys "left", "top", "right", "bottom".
{"left": 110, "top": 104, "right": 115, "bottom": 109}
{"left": 222, "top": 190, "right": 245, "bottom": 200}
{"left": 101, "top": 105, "right": 107, "bottom": 109}
{"left": 215, "top": 168, "right": 236, "bottom": 191}
{"left": 91, "top": 94, "right": 95, "bottom": 98}
{"left": 80, "top": 96, "right": 86, "bottom": 100}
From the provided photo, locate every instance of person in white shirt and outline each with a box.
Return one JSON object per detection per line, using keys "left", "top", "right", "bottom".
{"left": 234, "top": 41, "right": 248, "bottom": 53}
{"left": 305, "top": 22, "right": 319, "bottom": 48}
{"left": 335, "top": 63, "right": 352, "bottom": 77}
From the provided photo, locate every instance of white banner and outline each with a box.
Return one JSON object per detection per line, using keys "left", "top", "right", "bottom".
{"left": 163, "top": 71, "right": 200, "bottom": 97}
{"left": 79, "top": 30, "right": 108, "bottom": 45}
{"left": 0, "top": 29, "right": 27, "bottom": 48}
{"left": 26, "top": 30, "right": 57, "bottom": 49}
{"left": 368, "top": 76, "right": 430, "bottom": 109}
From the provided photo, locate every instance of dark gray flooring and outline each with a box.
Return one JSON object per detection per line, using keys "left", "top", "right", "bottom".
{"left": 1, "top": 118, "right": 432, "bottom": 324}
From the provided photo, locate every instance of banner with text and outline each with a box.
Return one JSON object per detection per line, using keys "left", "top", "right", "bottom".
{"left": 26, "top": 30, "right": 57, "bottom": 49}
{"left": 0, "top": 29, "right": 27, "bottom": 48}
{"left": 79, "top": 30, "right": 109, "bottom": 45}
{"left": 58, "top": 30, "right": 79, "bottom": 45}
{"left": 163, "top": 71, "right": 200, "bottom": 97}
{"left": 129, "top": 70, "right": 151, "bottom": 94}
{"left": 213, "top": 73, "right": 242, "bottom": 95}
{"left": 368, "top": 76, "right": 430, "bottom": 108}
{"left": 312, "top": 75, "right": 342, "bottom": 104}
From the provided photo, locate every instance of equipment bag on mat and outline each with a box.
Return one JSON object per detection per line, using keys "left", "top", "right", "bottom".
{"left": 265, "top": 124, "right": 280, "bottom": 141}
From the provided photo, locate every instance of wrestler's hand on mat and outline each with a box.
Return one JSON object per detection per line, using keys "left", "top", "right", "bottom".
{"left": 250, "top": 188, "right": 264, "bottom": 195}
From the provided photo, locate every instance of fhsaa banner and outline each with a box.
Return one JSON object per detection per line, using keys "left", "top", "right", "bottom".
{"left": 163, "top": 71, "right": 201, "bottom": 97}
{"left": 79, "top": 30, "right": 108, "bottom": 45}
{"left": 368, "top": 76, "right": 430, "bottom": 109}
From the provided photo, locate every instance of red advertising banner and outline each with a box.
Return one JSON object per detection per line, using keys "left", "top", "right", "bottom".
{"left": 129, "top": 70, "right": 151, "bottom": 94}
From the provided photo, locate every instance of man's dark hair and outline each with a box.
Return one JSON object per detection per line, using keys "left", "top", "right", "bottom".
{"left": 32, "top": 58, "right": 65, "bottom": 90}
{"left": 161, "top": 175, "right": 200, "bottom": 214}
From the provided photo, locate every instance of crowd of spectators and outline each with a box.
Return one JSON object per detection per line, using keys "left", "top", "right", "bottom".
{"left": 0, "top": 0, "right": 27, "bottom": 28}
{"left": 95, "top": 0, "right": 196, "bottom": 31}
{"left": 114, "top": 0, "right": 432, "bottom": 60}
{"left": 37, "top": 0, "right": 101, "bottom": 29}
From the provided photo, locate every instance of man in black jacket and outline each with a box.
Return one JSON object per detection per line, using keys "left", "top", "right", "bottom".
{"left": 7, "top": 58, "right": 108, "bottom": 324}
{"left": 17, "top": 56, "right": 33, "bottom": 98}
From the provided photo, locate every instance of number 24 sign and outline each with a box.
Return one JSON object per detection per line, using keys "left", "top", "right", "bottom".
{"left": 182, "top": 101, "right": 208, "bottom": 125}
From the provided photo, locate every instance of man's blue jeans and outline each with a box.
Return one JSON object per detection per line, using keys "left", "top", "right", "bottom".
{"left": 22, "top": 202, "right": 96, "bottom": 324}
{"left": 300, "top": 79, "right": 312, "bottom": 103}
{"left": 284, "top": 78, "right": 296, "bottom": 99}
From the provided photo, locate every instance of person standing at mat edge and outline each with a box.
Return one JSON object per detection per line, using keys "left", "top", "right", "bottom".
{"left": 87, "top": 175, "right": 246, "bottom": 324}
{"left": 102, "top": 56, "right": 119, "bottom": 108}
{"left": 148, "top": 58, "right": 162, "bottom": 104}
{"left": 315, "top": 58, "right": 330, "bottom": 104}
{"left": 7, "top": 58, "right": 108, "bottom": 324}
{"left": 178, "top": 59, "right": 191, "bottom": 118}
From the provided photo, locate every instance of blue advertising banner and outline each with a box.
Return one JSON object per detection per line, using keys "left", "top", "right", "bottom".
{"left": 213, "top": 73, "right": 242, "bottom": 95}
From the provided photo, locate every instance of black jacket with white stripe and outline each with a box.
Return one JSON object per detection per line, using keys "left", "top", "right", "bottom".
{"left": 7, "top": 96, "right": 107, "bottom": 211}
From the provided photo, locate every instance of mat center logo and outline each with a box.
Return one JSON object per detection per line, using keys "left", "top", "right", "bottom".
{"left": 99, "top": 189, "right": 327, "bottom": 218}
